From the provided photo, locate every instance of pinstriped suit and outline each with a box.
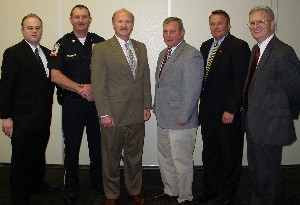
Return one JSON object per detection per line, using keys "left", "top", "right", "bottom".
{"left": 245, "top": 36, "right": 300, "bottom": 205}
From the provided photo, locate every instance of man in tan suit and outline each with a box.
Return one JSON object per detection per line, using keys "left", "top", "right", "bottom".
{"left": 91, "top": 8, "right": 152, "bottom": 205}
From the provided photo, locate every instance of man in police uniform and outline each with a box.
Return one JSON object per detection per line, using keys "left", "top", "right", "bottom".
{"left": 48, "top": 5, "right": 105, "bottom": 205}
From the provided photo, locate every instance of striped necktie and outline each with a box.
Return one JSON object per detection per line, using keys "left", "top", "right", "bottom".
{"left": 125, "top": 42, "right": 137, "bottom": 78}
{"left": 204, "top": 41, "right": 218, "bottom": 81}
{"left": 159, "top": 47, "right": 171, "bottom": 77}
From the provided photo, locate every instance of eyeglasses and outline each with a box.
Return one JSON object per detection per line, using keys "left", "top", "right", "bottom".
{"left": 24, "top": 26, "right": 42, "bottom": 31}
{"left": 247, "top": 20, "right": 271, "bottom": 28}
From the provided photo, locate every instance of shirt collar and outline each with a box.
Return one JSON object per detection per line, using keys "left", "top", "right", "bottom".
{"left": 115, "top": 35, "right": 133, "bottom": 48}
{"left": 258, "top": 34, "right": 274, "bottom": 52}
{"left": 214, "top": 34, "right": 228, "bottom": 46}
{"left": 25, "top": 40, "right": 40, "bottom": 52}
{"left": 169, "top": 39, "right": 183, "bottom": 54}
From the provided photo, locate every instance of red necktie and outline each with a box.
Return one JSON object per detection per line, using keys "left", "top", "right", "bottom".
{"left": 243, "top": 47, "right": 260, "bottom": 111}
{"left": 159, "top": 47, "right": 171, "bottom": 77}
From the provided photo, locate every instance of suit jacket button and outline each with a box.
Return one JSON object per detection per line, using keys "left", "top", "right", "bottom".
{"left": 157, "top": 85, "right": 160, "bottom": 88}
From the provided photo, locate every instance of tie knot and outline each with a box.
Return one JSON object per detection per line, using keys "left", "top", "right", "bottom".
{"left": 125, "top": 42, "right": 130, "bottom": 49}
{"left": 214, "top": 41, "right": 218, "bottom": 47}
{"left": 166, "top": 47, "right": 172, "bottom": 56}
{"left": 35, "top": 48, "right": 39, "bottom": 55}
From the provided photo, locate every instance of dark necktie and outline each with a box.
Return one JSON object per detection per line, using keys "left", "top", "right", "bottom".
{"left": 125, "top": 42, "right": 137, "bottom": 78}
{"left": 35, "top": 48, "right": 44, "bottom": 66}
{"left": 243, "top": 47, "right": 260, "bottom": 111}
{"left": 204, "top": 41, "right": 218, "bottom": 81}
{"left": 159, "top": 47, "right": 171, "bottom": 77}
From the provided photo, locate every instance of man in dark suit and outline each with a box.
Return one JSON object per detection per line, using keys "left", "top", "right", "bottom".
{"left": 245, "top": 6, "right": 300, "bottom": 205}
{"left": 152, "top": 17, "right": 203, "bottom": 205}
{"left": 0, "top": 14, "right": 56, "bottom": 205}
{"left": 198, "top": 10, "right": 250, "bottom": 205}
{"left": 91, "top": 9, "right": 152, "bottom": 205}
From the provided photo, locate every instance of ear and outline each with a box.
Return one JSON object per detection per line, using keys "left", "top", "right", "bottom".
{"left": 271, "top": 19, "right": 276, "bottom": 30}
{"left": 181, "top": 29, "right": 185, "bottom": 37}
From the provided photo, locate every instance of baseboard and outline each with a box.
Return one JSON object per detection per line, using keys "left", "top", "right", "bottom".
{"left": 1, "top": 163, "right": 300, "bottom": 169}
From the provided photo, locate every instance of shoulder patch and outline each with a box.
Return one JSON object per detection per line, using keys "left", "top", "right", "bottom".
{"left": 50, "top": 43, "right": 60, "bottom": 56}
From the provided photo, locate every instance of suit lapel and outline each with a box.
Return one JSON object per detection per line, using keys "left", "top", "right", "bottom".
{"left": 110, "top": 36, "right": 135, "bottom": 79}
{"left": 252, "top": 36, "right": 277, "bottom": 81}
{"left": 206, "top": 34, "right": 233, "bottom": 82}
{"left": 132, "top": 40, "right": 140, "bottom": 77}
{"left": 158, "top": 40, "right": 186, "bottom": 81}
{"left": 21, "top": 40, "right": 47, "bottom": 77}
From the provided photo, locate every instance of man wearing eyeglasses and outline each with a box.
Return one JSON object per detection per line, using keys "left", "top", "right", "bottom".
{"left": 245, "top": 6, "right": 300, "bottom": 205}
{"left": 0, "top": 14, "right": 58, "bottom": 205}
{"left": 48, "top": 4, "right": 105, "bottom": 205}
{"left": 197, "top": 10, "right": 250, "bottom": 205}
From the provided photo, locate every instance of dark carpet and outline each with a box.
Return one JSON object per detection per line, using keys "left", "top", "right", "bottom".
{"left": 0, "top": 165, "right": 299, "bottom": 204}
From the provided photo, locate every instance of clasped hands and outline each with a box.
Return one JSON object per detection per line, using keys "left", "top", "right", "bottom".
{"left": 78, "top": 84, "right": 94, "bottom": 101}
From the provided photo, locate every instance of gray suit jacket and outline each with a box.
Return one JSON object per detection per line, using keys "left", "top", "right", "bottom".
{"left": 245, "top": 36, "right": 300, "bottom": 145}
{"left": 91, "top": 36, "right": 152, "bottom": 126}
{"left": 153, "top": 40, "right": 204, "bottom": 130}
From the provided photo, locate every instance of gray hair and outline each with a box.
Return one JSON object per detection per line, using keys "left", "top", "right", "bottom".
{"left": 163, "top": 17, "right": 184, "bottom": 30}
{"left": 249, "top": 6, "right": 275, "bottom": 20}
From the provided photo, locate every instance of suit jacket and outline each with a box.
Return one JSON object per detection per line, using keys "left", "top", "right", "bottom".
{"left": 199, "top": 34, "right": 250, "bottom": 127}
{"left": 0, "top": 40, "right": 54, "bottom": 130}
{"left": 245, "top": 36, "right": 300, "bottom": 145}
{"left": 153, "top": 40, "right": 204, "bottom": 130}
{"left": 91, "top": 36, "right": 152, "bottom": 126}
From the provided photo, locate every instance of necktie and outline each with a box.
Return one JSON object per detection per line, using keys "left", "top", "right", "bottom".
{"left": 125, "top": 42, "right": 137, "bottom": 78}
{"left": 243, "top": 47, "right": 260, "bottom": 111}
{"left": 159, "top": 47, "right": 171, "bottom": 77}
{"left": 35, "top": 48, "right": 44, "bottom": 66}
{"left": 204, "top": 41, "right": 218, "bottom": 81}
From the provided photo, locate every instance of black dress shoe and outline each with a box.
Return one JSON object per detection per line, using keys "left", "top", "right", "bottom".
{"left": 223, "top": 198, "right": 234, "bottom": 205}
{"left": 179, "top": 200, "right": 192, "bottom": 204}
{"left": 153, "top": 190, "right": 178, "bottom": 200}
{"left": 195, "top": 193, "right": 217, "bottom": 204}
{"left": 45, "top": 185, "right": 60, "bottom": 192}
{"left": 64, "top": 192, "right": 77, "bottom": 205}
{"left": 33, "top": 184, "right": 60, "bottom": 194}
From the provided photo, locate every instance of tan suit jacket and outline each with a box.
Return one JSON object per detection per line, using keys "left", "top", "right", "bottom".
{"left": 91, "top": 36, "right": 152, "bottom": 126}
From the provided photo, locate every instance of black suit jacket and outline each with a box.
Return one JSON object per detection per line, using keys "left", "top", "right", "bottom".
{"left": 199, "top": 34, "right": 250, "bottom": 127}
{"left": 0, "top": 40, "right": 54, "bottom": 130}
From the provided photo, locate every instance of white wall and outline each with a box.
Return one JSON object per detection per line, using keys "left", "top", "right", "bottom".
{"left": 0, "top": 0, "right": 299, "bottom": 166}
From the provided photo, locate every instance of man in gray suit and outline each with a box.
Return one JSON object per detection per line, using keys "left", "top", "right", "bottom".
{"left": 245, "top": 6, "right": 300, "bottom": 205}
{"left": 153, "top": 17, "right": 204, "bottom": 205}
{"left": 91, "top": 8, "right": 152, "bottom": 205}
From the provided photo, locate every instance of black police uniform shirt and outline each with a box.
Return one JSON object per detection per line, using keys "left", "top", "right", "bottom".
{"left": 48, "top": 32, "right": 105, "bottom": 84}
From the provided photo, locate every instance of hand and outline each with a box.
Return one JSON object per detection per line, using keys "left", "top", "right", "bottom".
{"left": 100, "top": 116, "right": 115, "bottom": 128}
{"left": 78, "top": 84, "right": 94, "bottom": 101}
{"left": 2, "top": 118, "right": 13, "bottom": 137}
{"left": 144, "top": 109, "right": 151, "bottom": 121}
{"left": 176, "top": 119, "right": 186, "bottom": 126}
{"left": 222, "top": 111, "right": 234, "bottom": 124}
